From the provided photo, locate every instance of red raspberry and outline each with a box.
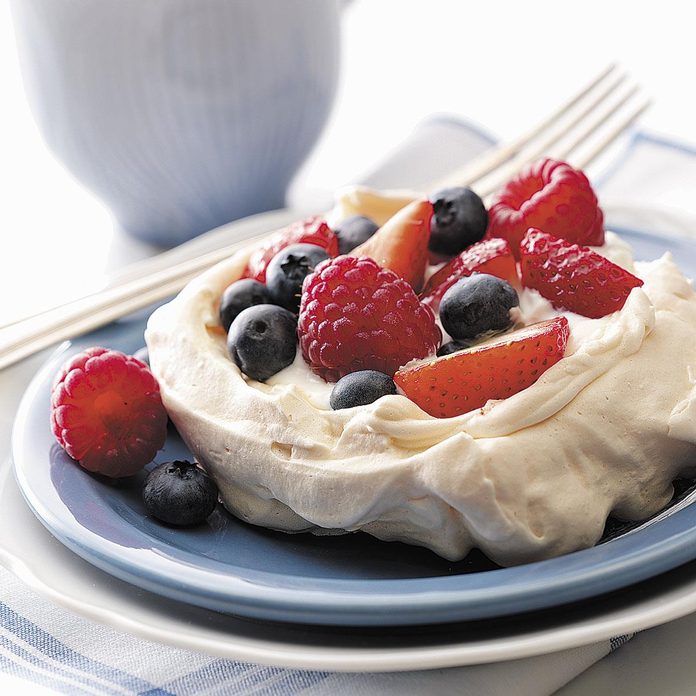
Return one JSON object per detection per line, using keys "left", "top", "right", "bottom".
{"left": 487, "top": 158, "right": 604, "bottom": 257}
{"left": 243, "top": 216, "right": 338, "bottom": 283}
{"left": 50, "top": 347, "right": 168, "bottom": 478}
{"left": 298, "top": 256, "right": 441, "bottom": 382}
{"left": 519, "top": 229, "right": 643, "bottom": 318}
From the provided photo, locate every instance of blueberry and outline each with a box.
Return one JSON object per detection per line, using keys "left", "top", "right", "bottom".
{"left": 439, "top": 274, "right": 519, "bottom": 341}
{"left": 134, "top": 346, "right": 149, "bottom": 365}
{"left": 436, "top": 340, "right": 473, "bottom": 357}
{"left": 429, "top": 187, "right": 488, "bottom": 256}
{"left": 333, "top": 215, "right": 379, "bottom": 254}
{"left": 219, "top": 279, "right": 273, "bottom": 332}
{"left": 266, "top": 243, "right": 330, "bottom": 312}
{"left": 143, "top": 460, "right": 218, "bottom": 526}
{"left": 227, "top": 304, "right": 297, "bottom": 381}
{"left": 330, "top": 370, "right": 397, "bottom": 410}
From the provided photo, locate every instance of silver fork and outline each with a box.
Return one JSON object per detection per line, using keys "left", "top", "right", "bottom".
{"left": 0, "top": 65, "right": 650, "bottom": 371}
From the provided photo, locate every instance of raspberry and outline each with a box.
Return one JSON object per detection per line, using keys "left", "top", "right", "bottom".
{"left": 519, "top": 229, "right": 644, "bottom": 318}
{"left": 298, "top": 256, "right": 441, "bottom": 382}
{"left": 243, "top": 216, "right": 338, "bottom": 283}
{"left": 50, "top": 347, "right": 168, "bottom": 478}
{"left": 487, "top": 158, "right": 604, "bottom": 256}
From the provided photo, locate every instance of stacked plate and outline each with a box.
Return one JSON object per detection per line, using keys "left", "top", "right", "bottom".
{"left": 9, "top": 214, "right": 696, "bottom": 671}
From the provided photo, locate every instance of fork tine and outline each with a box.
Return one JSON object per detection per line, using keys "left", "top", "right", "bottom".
{"left": 568, "top": 96, "right": 652, "bottom": 171}
{"left": 499, "top": 71, "right": 628, "bottom": 174}
{"left": 474, "top": 83, "right": 647, "bottom": 201}
{"left": 545, "top": 85, "right": 641, "bottom": 162}
{"left": 431, "top": 63, "right": 619, "bottom": 190}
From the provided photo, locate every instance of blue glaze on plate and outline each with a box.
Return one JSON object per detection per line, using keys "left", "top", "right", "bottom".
{"left": 12, "top": 229, "right": 696, "bottom": 626}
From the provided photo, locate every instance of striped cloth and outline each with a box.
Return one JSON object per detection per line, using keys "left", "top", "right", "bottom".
{"left": 3, "top": 121, "right": 696, "bottom": 695}
{"left": 0, "top": 565, "right": 624, "bottom": 695}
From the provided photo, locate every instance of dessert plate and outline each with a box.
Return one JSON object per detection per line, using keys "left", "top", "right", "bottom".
{"left": 12, "top": 228, "right": 696, "bottom": 627}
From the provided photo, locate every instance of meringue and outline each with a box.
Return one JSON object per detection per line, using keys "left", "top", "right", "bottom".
{"left": 146, "top": 190, "right": 696, "bottom": 565}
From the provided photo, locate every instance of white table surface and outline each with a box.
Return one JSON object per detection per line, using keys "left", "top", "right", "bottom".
{"left": 3, "top": 1, "right": 696, "bottom": 693}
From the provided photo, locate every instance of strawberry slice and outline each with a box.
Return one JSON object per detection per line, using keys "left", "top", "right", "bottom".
{"left": 519, "top": 229, "right": 643, "bottom": 319}
{"left": 395, "top": 317, "right": 569, "bottom": 418}
{"left": 420, "top": 238, "right": 518, "bottom": 311}
{"left": 351, "top": 199, "right": 432, "bottom": 292}
{"left": 244, "top": 216, "right": 338, "bottom": 283}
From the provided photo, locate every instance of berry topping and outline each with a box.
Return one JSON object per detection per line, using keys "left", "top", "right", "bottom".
{"left": 219, "top": 279, "right": 272, "bottom": 332}
{"left": 352, "top": 199, "right": 433, "bottom": 292}
{"left": 395, "top": 317, "right": 569, "bottom": 418}
{"left": 334, "top": 215, "right": 379, "bottom": 255}
{"left": 243, "top": 216, "right": 338, "bottom": 283}
{"left": 143, "top": 460, "right": 219, "bottom": 526}
{"left": 519, "top": 229, "right": 644, "bottom": 318}
{"left": 330, "top": 370, "right": 397, "bottom": 410}
{"left": 429, "top": 187, "right": 488, "bottom": 256}
{"left": 421, "top": 238, "right": 518, "bottom": 312}
{"left": 298, "top": 256, "right": 441, "bottom": 382}
{"left": 266, "top": 243, "right": 330, "bottom": 313}
{"left": 50, "top": 347, "right": 168, "bottom": 477}
{"left": 227, "top": 305, "right": 297, "bottom": 381}
{"left": 487, "top": 158, "right": 604, "bottom": 256}
{"left": 440, "top": 274, "right": 519, "bottom": 342}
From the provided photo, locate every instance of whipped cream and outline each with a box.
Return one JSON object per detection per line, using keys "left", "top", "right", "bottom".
{"left": 146, "top": 188, "right": 696, "bottom": 565}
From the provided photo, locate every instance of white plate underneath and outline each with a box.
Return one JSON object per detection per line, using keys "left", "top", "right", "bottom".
{"left": 5, "top": 441, "right": 696, "bottom": 673}
{"left": 3, "top": 212, "right": 696, "bottom": 672}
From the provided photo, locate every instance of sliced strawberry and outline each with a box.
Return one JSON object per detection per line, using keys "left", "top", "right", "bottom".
{"left": 351, "top": 199, "right": 432, "bottom": 292}
{"left": 519, "top": 229, "right": 643, "bottom": 319}
{"left": 244, "top": 216, "right": 338, "bottom": 283}
{"left": 420, "top": 238, "right": 518, "bottom": 312}
{"left": 394, "top": 317, "right": 569, "bottom": 418}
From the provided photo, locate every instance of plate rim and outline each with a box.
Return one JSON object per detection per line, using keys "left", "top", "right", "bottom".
{"left": 12, "top": 224, "right": 696, "bottom": 627}
{"left": 7, "top": 450, "right": 696, "bottom": 672}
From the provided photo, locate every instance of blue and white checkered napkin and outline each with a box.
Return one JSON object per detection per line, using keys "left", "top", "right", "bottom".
{"left": 3, "top": 120, "right": 696, "bottom": 696}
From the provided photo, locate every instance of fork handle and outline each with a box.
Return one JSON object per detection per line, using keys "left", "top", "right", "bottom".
{"left": 0, "top": 231, "right": 269, "bottom": 371}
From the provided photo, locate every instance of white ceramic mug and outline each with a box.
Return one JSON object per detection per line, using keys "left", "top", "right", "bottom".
{"left": 10, "top": 0, "right": 341, "bottom": 246}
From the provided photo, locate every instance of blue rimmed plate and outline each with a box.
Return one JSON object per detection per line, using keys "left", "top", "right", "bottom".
{"left": 12, "top": 229, "right": 696, "bottom": 627}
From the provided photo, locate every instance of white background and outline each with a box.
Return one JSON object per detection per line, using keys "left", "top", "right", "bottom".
{"left": 2, "top": 0, "right": 696, "bottom": 322}
{"left": 2, "top": 1, "right": 696, "bottom": 693}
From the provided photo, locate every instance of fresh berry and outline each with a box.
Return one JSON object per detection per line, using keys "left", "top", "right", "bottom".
{"left": 519, "top": 229, "right": 644, "bottom": 318}
{"left": 134, "top": 346, "right": 149, "bottom": 365}
{"left": 266, "top": 243, "right": 330, "bottom": 313}
{"left": 243, "top": 216, "right": 338, "bottom": 283}
{"left": 298, "top": 256, "right": 440, "bottom": 382}
{"left": 334, "top": 215, "right": 379, "bottom": 254}
{"left": 143, "top": 460, "right": 218, "bottom": 526}
{"left": 50, "top": 347, "right": 168, "bottom": 477}
{"left": 429, "top": 187, "right": 488, "bottom": 256}
{"left": 352, "top": 199, "right": 433, "bottom": 292}
{"left": 421, "top": 238, "right": 518, "bottom": 312}
{"left": 436, "top": 340, "right": 472, "bottom": 357}
{"left": 227, "top": 305, "right": 297, "bottom": 381}
{"left": 487, "top": 158, "right": 604, "bottom": 256}
{"left": 440, "top": 274, "right": 519, "bottom": 342}
{"left": 395, "top": 317, "right": 569, "bottom": 418}
{"left": 219, "top": 279, "right": 273, "bottom": 332}
{"left": 330, "top": 370, "right": 397, "bottom": 410}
